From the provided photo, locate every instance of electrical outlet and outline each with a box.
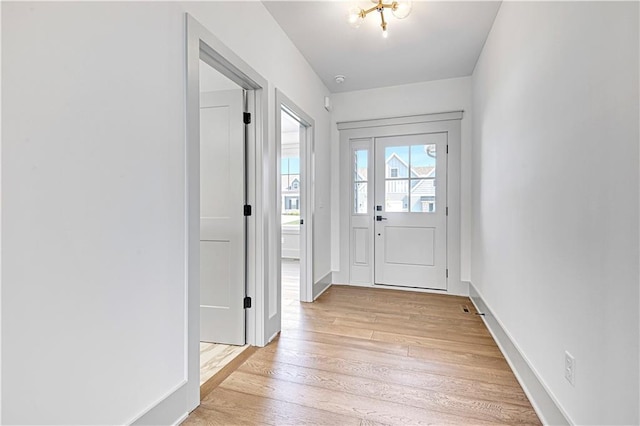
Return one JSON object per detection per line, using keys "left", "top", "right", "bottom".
{"left": 565, "top": 351, "right": 575, "bottom": 386}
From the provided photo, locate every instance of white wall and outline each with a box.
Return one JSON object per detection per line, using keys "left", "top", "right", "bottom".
{"left": 281, "top": 228, "right": 300, "bottom": 259}
{"left": 331, "top": 77, "right": 473, "bottom": 282}
{"left": 185, "top": 1, "right": 333, "bottom": 283}
{"left": 1, "top": 1, "right": 330, "bottom": 424}
{"left": 471, "top": 2, "right": 639, "bottom": 424}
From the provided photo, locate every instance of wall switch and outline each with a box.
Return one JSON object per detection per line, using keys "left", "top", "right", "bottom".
{"left": 565, "top": 351, "right": 575, "bottom": 386}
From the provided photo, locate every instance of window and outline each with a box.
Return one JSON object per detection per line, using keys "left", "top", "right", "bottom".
{"left": 353, "top": 149, "right": 368, "bottom": 214}
{"left": 281, "top": 157, "right": 301, "bottom": 226}
{"left": 285, "top": 196, "right": 299, "bottom": 210}
{"left": 384, "top": 144, "right": 436, "bottom": 213}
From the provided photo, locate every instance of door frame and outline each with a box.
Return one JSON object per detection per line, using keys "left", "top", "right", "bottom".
{"left": 336, "top": 112, "right": 466, "bottom": 296}
{"left": 185, "top": 14, "right": 269, "bottom": 411}
{"left": 275, "top": 90, "right": 315, "bottom": 306}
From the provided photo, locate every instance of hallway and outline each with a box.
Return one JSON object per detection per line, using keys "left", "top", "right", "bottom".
{"left": 186, "top": 280, "right": 540, "bottom": 424}
{"left": 281, "top": 259, "right": 301, "bottom": 308}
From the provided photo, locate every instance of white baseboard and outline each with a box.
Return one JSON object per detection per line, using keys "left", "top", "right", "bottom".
{"left": 130, "top": 381, "right": 189, "bottom": 426}
{"left": 313, "top": 271, "right": 332, "bottom": 300}
{"left": 469, "top": 283, "right": 571, "bottom": 426}
{"left": 173, "top": 412, "right": 189, "bottom": 425}
{"left": 334, "top": 279, "right": 469, "bottom": 297}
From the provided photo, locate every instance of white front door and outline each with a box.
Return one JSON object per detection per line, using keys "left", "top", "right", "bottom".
{"left": 374, "top": 133, "right": 448, "bottom": 290}
{"left": 200, "top": 89, "right": 245, "bottom": 345}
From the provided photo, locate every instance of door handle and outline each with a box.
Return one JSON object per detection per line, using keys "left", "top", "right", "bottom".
{"left": 376, "top": 215, "right": 387, "bottom": 221}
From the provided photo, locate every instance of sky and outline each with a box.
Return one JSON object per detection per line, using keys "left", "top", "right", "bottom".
{"left": 281, "top": 157, "right": 300, "bottom": 174}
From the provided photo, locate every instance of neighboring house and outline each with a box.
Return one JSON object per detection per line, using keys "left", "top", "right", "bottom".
{"left": 282, "top": 156, "right": 300, "bottom": 214}
{"left": 282, "top": 174, "right": 300, "bottom": 212}
{"left": 281, "top": 169, "right": 301, "bottom": 259}
{"left": 385, "top": 152, "right": 436, "bottom": 212}
{"left": 355, "top": 168, "right": 367, "bottom": 213}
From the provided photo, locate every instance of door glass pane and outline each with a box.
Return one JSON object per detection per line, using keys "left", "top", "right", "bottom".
{"left": 384, "top": 143, "right": 437, "bottom": 213}
{"left": 354, "top": 149, "right": 368, "bottom": 181}
{"left": 287, "top": 157, "right": 300, "bottom": 174}
{"left": 354, "top": 182, "right": 368, "bottom": 214}
{"left": 410, "top": 144, "right": 436, "bottom": 177}
{"left": 353, "top": 149, "right": 368, "bottom": 214}
{"left": 282, "top": 155, "right": 301, "bottom": 226}
{"left": 385, "top": 180, "right": 408, "bottom": 212}
{"left": 410, "top": 178, "right": 436, "bottom": 212}
{"left": 385, "top": 146, "right": 409, "bottom": 178}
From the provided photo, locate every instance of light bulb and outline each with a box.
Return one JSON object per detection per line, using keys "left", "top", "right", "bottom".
{"left": 392, "top": 0, "right": 412, "bottom": 19}
{"left": 347, "top": 7, "right": 364, "bottom": 29}
{"left": 382, "top": 28, "right": 388, "bottom": 38}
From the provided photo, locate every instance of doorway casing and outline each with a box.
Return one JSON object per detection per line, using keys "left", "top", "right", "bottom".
{"left": 274, "top": 91, "right": 315, "bottom": 331}
{"left": 336, "top": 111, "right": 467, "bottom": 296}
{"left": 185, "top": 14, "right": 269, "bottom": 412}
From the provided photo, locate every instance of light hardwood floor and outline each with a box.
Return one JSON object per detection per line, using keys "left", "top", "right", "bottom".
{"left": 281, "top": 258, "right": 300, "bottom": 307}
{"left": 200, "top": 343, "right": 250, "bottom": 386}
{"left": 187, "top": 261, "right": 540, "bottom": 425}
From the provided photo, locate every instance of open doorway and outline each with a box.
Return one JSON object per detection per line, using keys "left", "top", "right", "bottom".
{"left": 280, "top": 110, "right": 302, "bottom": 308}
{"left": 276, "top": 90, "right": 315, "bottom": 318}
{"left": 185, "top": 14, "right": 270, "bottom": 413}
{"left": 197, "top": 55, "right": 249, "bottom": 393}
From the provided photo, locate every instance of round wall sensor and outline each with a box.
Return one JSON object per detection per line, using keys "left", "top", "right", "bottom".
{"left": 334, "top": 75, "right": 346, "bottom": 84}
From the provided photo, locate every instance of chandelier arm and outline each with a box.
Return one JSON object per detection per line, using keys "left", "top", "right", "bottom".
{"left": 361, "top": 4, "right": 380, "bottom": 17}
{"left": 380, "top": 9, "right": 387, "bottom": 30}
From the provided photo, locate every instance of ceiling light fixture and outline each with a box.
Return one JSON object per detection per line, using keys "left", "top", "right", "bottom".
{"left": 347, "top": 0, "right": 412, "bottom": 38}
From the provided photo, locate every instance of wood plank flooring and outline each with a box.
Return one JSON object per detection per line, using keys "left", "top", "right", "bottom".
{"left": 200, "top": 343, "right": 250, "bottom": 386}
{"left": 186, "top": 262, "right": 540, "bottom": 425}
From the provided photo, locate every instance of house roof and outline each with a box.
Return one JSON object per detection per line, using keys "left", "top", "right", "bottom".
{"left": 386, "top": 152, "right": 435, "bottom": 178}
{"left": 411, "top": 178, "right": 436, "bottom": 197}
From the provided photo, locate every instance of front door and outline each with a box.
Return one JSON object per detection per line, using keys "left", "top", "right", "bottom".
{"left": 374, "top": 133, "right": 447, "bottom": 290}
{"left": 199, "top": 89, "right": 245, "bottom": 345}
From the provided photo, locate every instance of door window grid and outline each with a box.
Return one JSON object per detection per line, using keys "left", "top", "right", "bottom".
{"left": 281, "top": 157, "right": 301, "bottom": 227}
{"left": 353, "top": 149, "right": 368, "bottom": 214}
{"left": 384, "top": 144, "right": 436, "bottom": 213}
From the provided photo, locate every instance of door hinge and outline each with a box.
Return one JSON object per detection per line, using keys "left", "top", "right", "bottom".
{"left": 243, "top": 296, "right": 252, "bottom": 309}
{"left": 300, "top": 219, "right": 304, "bottom": 225}
{"left": 446, "top": 207, "right": 449, "bottom": 216}
{"left": 446, "top": 269, "right": 449, "bottom": 278}
{"left": 244, "top": 205, "right": 252, "bottom": 216}
{"left": 243, "top": 112, "right": 251, "bottom": 124}
{"left": 446, "top": 145, "right": 449, "bottom": 154}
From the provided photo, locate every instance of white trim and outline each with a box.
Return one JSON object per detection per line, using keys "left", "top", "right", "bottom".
{"left": 183, "top": 14, "right": 269, "bottom": 417}
{"left": 125, "top": 380, "right": 189, "bottom": 425}
{"left": 337, "top": 111, "right": 464, "bottom": 131}
{"left": 313, "top": 271, "right": 333, "bottom": 300}
{"left": 341, "top": 280, "right": 459, "bottom": 295}
{"left": 337, "top": 114, "right": 466, "bottom": 296}
{"left": 172, "top": 413, "right": 189, "bottom": 426}
{"left": 369, "top": 283, "right": 448, "bottom": 294}
{"left": 469, "top": 283, "right": 572, "bottom": 426}
{"left": 266, "top": 329, "right": 280, "bottom": 345}
{"left": 276, "top": 90, "right": 315, "bottom": 305}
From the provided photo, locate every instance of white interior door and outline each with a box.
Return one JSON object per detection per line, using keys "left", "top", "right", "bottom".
{"left": 200, "top": 89, "right": 245, "bottom": 345}
{"left": 374, "top": 133, "right": 447, "bottom": 290}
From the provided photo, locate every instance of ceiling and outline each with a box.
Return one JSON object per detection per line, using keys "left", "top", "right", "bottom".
{"left": 263, "top": 1, "right": 501, "bottom": 93}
